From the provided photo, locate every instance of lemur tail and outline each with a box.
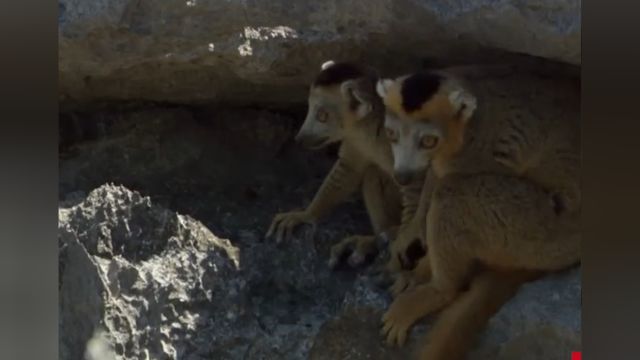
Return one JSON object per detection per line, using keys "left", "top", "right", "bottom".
{"left": 416, "top": 269, "right": 539, "bottom": 360}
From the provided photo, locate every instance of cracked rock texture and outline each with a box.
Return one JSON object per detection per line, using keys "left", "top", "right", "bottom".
{"left": 59, "top": 103, "right": 581, "bottom": 360}
{"left": 59, "top": 184, "right": 581, "bottom": 360}
{"left": 59, "top": 0, "right": 580, "bottom": 106}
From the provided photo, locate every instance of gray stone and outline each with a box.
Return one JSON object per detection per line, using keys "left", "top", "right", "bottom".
{"left": 59, "top": 183, "right": 581, "bottom": 360}
{"left": 59, "top": 0, "right": 580, "bottom": 106}
{"left": 59, "top": 184, "right": 243, "bottom": 359}
{"left": 468, "top": 269, "right": 582, "bottom": 360}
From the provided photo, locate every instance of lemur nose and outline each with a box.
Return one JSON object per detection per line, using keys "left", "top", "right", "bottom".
{"left": 294, "top": 132, "right": 312, "bottom": 144}
{"left": 394, "top": 170, "right": 414, "bottom": 185}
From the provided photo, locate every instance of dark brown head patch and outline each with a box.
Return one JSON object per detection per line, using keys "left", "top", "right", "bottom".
{"left": 400, "top": 72, "right": 443, "bottom": 113}
{"left": 313, "top": 62, "right": 365, "bottom": 88}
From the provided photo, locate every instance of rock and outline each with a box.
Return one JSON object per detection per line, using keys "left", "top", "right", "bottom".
{"left": 58, "top": 106, "right": 304, "bottom": 199}
{"left": 59, "top": 235, "right": 109, "bottom": 360}
{"left": 58, "top": 182, "right": 365, "bottom": 360}
{"left": 309, "top": 268, "right": 581, "bottom": 360}
{"left": 59, "top": 0, "right": 580, "bottom": 106}
{"left": 468, "top": 268, "right": 582, "bottom": 360}
{"left": 59, "top": 67, "right": 581, "bottom": 358}
{"left": 59, "top": 184, "right": 242, "bottom": 359}
{"left": 59, "top": 184, "right": 581, "bottom": 360}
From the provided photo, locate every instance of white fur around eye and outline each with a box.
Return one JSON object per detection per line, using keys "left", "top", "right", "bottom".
{"left": 321, "top": 60, "right": 335, "bottom": 70}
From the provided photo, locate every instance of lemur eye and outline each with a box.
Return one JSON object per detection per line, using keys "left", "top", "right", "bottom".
{"left": 420, "top": 135, "right": 439, "bottom": 149}
{"left": 385, "top": 128, "right": 398, "bottom": 142}
{"left": 316, "top": 108, "right": 328, "bottom": 123}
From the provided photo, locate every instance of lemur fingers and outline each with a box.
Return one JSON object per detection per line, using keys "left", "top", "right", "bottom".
{"left": 328, "top": 235, "right": 378, "bottom": 269}
{"left": 265, "top": 210, "right": 314, "bottom": 243}
{"left": 384, "top": 225, "right": 426, "bottom": 279}
{"left": 385, "top": 254, "right": 403, "bottom": 275}
{"left": 265, "top": 212, "right": 290, "bottom": 239}
{"left": 381, "top": 283, "right": 448, "bottom": 348}
{"left": 328, "top": 238, "right": 352, "bottom": 269}
{"left": 389, "top": 271, "right": 412, "bottom": 297}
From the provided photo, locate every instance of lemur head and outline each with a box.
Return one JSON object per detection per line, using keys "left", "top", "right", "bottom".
{"left": 376, "top": 71, "right": 477, "bottom": 182}
{"left": 295, "top": 60, "right": 381, "bottom": 149}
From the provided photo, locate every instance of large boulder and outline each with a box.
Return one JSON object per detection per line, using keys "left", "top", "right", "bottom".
{"left": 59, "top": 0, "right": 580, "bottom": 106}
{"left": 59, "top": 184, "right": 581, "bottom": 360}
{"left": 59, "top": 184, "right": 242, "bottom": 359}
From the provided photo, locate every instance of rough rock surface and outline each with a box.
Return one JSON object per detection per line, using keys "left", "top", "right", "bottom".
{"left": 59, "top": 103, "right": 581, "bottom": 359}
{"left": 309, "top": 269, "right": 581, "bottom": 360}
{"left": 59, "top": 0, "right": 580, "bottom": 106}
{"left": 59, "top": 66, "right": 581, "bottom": 359}
{"left": 59, "top": 184, "right": 581, "bottom": 360}
{"left": 59, "top": 184, "right": 242, "bottom": 359}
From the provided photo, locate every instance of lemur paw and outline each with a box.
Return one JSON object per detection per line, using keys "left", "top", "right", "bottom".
{"left": 381, "top": 291, "right": 421, "bottom": 347}
{"left": 385, "top": 255, "right": 403, "bottom": 275}
{"left": 386, "top": 225, "right": 425, "bottom": 274}
{"left": 328, "top": 235, "right": 378, "bottom": 270}
{"left": 266, "top": 210, "right": 315, "bottom": 243}
{"left": 389, "top": 271, "right": 417, "bottom": 297}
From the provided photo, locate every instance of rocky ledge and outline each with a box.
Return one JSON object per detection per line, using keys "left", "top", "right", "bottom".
{"left": 59, "top": 184, "right": 581, "bottom": 360}
{"left": 59, "top": 0, "right": 580, "bottom": 106}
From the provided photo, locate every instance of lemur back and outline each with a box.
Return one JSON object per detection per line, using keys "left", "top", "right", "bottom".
{"left": 470, "top": 71, "right": 581, "bottom": 209}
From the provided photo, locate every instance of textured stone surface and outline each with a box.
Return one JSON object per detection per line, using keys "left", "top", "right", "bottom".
{"left": 309, "top": 269, "right": 581, "bottom": 360}
{"left": 59, "top": 184, "right": 581, "bottom": 360}
{"left": 58, "top": 69, "right": 581, "bottom": 360}
{"left": 59, "top": 67, "right": 581, "bottom": 359}
{"left": 59, "top": 184, "right": 242, "bottom": 359}
{"left": 59, "top": 0, "right": 580, "bottom": 106}
{"left": 468, "top": 269, "right": 582, "bottom": 360}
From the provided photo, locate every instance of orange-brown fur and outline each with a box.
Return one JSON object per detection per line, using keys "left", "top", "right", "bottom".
{"left": 381, "top": 68, "right": 580, "bottom": 218}
{"left": 417, "top": 269, "right": 541, "bottom": 360}
{"left": 266, "top": 61, "right": 433, "bottom": 271}
{"left": 376, "top": 70, "right": 581, "bottom": 358}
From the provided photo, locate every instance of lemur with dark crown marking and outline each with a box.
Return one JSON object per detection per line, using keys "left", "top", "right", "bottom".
{"left": 266, "top": 61, "right": 433, "bottom": 272}
{"left": 374, "top": 69, "right": 580, "bottom": 359}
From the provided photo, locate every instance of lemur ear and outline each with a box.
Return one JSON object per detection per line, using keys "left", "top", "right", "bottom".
{"left": 376, "top": 79, "right": 394, "bottom": 99}
{"left": 321, "top": 60, "right": 336, "bottom": 70}
{"left": 448, "top": 89, "right": 477, "bottom": 123}
{"left": 341, "top": 79, "right": 373, "bottom": 119}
